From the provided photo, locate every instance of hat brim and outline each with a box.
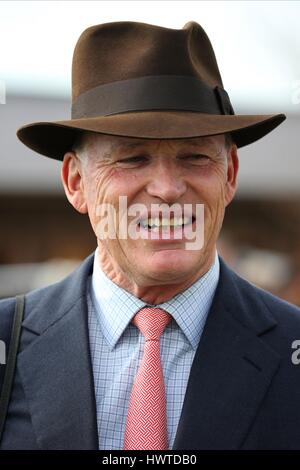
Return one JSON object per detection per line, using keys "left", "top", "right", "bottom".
{"left": 16, "top": 111, "right": 286, "bottom": 161}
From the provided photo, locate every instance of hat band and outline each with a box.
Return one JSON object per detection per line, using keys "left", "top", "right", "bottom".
{"left": 71, "top": 75, "right": 234, "bottom": 119}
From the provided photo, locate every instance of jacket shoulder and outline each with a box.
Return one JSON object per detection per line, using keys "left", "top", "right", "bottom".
{"left": 0, "top": 296, "right": 16, "bottom": 314}
{"left": 0, "top": 297, "right": 17, "bottom": 335}
{"left": 230, "top": 264, "right": 300, "bottom": 333}
{"left": 12, "top": 253, "right": 94, "bottom": 337}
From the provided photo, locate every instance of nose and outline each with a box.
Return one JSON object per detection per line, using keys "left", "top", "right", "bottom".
{"left": 145, "top": 158, "right": 187, "bottom": 203}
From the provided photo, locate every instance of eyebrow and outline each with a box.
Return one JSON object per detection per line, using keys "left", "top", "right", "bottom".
{"left": 112, "top": 141, "right": 148, "bottom": 151}
{"left": 112, "top": 138, "right": 216, "bottom": 152}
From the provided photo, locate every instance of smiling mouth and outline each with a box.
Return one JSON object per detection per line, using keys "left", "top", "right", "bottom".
{"left": 137, "top": 215, "right": 195, "bottom": 232}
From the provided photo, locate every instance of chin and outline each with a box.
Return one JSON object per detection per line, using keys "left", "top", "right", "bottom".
{"left": 145, "top": 249, "right": 200, "bottom": 279}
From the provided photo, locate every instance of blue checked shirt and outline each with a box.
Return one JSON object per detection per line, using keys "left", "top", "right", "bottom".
{"left": 87, "top": 248, "right": 220, "bottom": 450}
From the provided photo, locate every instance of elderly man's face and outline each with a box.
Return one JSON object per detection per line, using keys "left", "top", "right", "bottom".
{"left": 62, "top": 133, "right": 238, "bottom": 301}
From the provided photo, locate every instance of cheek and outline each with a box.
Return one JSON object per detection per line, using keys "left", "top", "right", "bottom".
{"left": 96, "top": 168, "right": 142, "bottom": 204}
{"left": 193, "top": 167, "right": 226, "bottom": 203}
{"left": 84, "top": 167, "right": 116, "bottom": 206}
{"left": 191, "top": 169, "right": 227, "bottom": 227}
{"left": 108, "top": 168, "right": 141, "bottom": 187}
{"left": 85, "top": 168, "right": 141, "bottom": 232}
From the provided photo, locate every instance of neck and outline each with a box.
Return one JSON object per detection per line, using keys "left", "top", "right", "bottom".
{"left": 96, "top": 249, "right": 216, "bottom": 305}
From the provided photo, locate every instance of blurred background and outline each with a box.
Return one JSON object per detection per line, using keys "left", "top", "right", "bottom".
{"left": 0, "top": 1, "right": 299, "bottom": 304}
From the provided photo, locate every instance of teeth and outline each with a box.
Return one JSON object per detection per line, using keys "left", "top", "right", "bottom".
{"left": 175, "top": 217, "right": 183, "bottom": 225}
{"left": 139, "top": 216, "right": 192, "bottom": 229}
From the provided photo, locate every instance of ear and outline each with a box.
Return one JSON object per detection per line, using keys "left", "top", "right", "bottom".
{"left": 61, "top": 152, "right": 88, "bottom": 214}
{"left": 225, "top": 144, "right": 239, "bottom": 207}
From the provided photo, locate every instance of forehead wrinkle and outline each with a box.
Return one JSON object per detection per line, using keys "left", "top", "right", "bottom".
{"left": 110, "top": 135, "right": 224, "bottom": 152}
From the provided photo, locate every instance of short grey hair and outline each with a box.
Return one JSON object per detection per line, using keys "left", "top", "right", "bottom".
{"left": 71, "top": 132, "right": 91, "bottom": 157}
{"left": 224, "top": 133, "right": 234, "bottom": 150}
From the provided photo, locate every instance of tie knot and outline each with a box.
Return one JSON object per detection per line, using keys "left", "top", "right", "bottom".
{"left": 132, "top": 307, "right": 171, "bottom": 341}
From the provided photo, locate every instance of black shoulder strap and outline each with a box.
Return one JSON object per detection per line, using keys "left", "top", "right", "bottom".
{"left": 0, "top": 295, "right": 25, "bottom": 441}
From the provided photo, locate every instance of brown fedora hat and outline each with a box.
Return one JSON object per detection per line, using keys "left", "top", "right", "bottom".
{"left": 17, "top": 20, "right": 286, "bottom": 161}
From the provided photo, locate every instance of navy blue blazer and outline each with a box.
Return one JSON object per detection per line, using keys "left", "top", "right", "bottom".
{"left": 1, "top": 252, "right": 300, "bottom": 450}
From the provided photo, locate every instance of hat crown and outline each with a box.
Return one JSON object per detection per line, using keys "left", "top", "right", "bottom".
{"left": 16, "top": 20, "right": 286, "bottom": 161}
{"left": 72, "top": 21, "right": 224, "bottom": 103}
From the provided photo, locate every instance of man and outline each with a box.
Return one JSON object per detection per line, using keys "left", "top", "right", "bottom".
{"left": 1, "top": 20, "right": 300, "bottom": 450}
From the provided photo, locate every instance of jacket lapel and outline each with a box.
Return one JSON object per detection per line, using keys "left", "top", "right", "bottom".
{"left": 173, "top": 258, "right": 281, "bottom": 450}
{"left": 18, "top": 253, "right": 98, "bottom": 450}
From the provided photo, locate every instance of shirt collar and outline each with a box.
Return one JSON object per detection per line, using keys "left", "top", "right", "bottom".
{"left": 90, "top": 248, "right": 220, "bottom": 350}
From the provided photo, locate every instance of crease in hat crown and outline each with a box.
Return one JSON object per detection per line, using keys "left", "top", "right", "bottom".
{"left": 16, "top": 20, "right": 286, "bottom": 161}
{"left": 71, "top": 20, "right": 224, "bottom": 103}
{"left": 70, "top": 20, "right": 232, "bottom": 119}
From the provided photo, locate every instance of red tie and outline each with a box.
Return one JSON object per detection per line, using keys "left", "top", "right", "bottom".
{"left": 123, "top": 307, "right": 172, "bottom": 450}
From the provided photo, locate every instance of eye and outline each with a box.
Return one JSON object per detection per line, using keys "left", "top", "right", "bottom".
{"left": 179, "top": 154, "right": 210, "bottom": 163}
{"left": 117, "top": 155, "right": 148, "bottom": 165}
